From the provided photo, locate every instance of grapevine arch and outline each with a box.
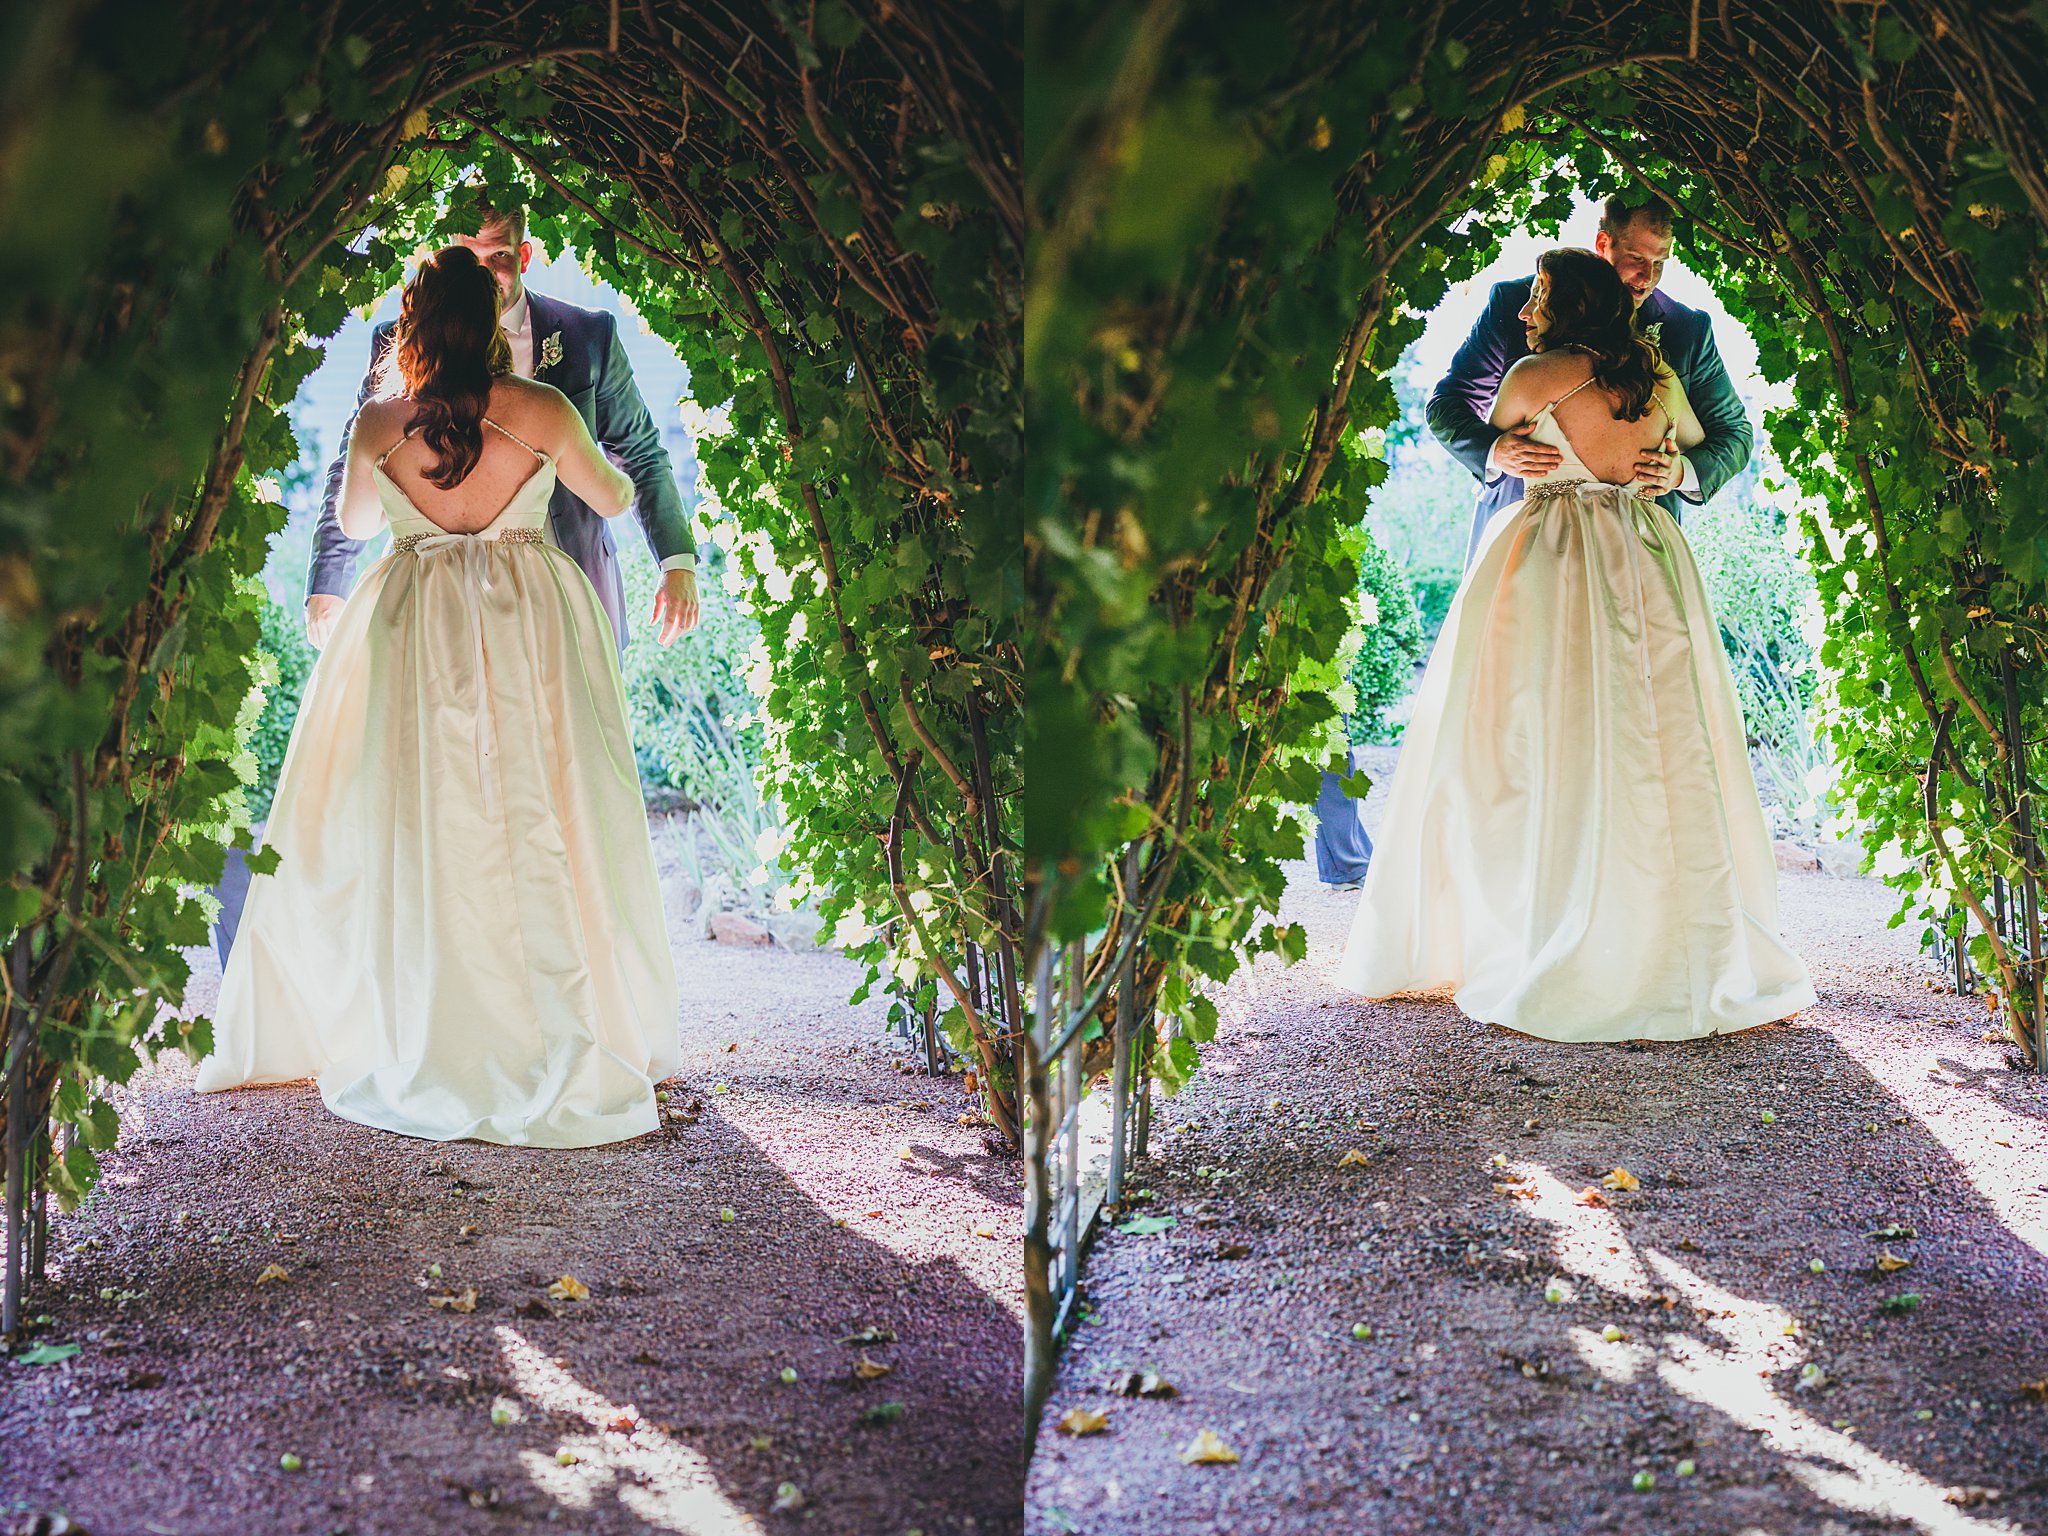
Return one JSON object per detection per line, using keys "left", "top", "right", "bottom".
{"left": 0, "top": 0, "right": 1020, "bottom": 1334}
{"left": 1025, "top": 0, "right": 2048, "bottom": 1418}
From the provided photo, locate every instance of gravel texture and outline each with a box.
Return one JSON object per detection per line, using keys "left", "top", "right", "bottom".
{"left": 1, "top": 823, "right": 1023, "bottom": 1536}
{"left": 1028, "top": 746, "right": 2048, "bottom": 1536}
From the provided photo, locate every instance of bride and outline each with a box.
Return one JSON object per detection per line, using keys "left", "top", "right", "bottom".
{"left": 1335, "top": 247, "right": 1814, "bottom": 1042}
{"left": 196, "top": 245, "right": 680, "bottom": 1144}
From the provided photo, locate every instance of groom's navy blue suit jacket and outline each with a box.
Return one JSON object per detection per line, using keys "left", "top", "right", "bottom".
{"left": 1426, "top": 279, "right": 1753, "bottom": 568}
{"left": 308, "top": 289, "right": 694, "bottom": 652}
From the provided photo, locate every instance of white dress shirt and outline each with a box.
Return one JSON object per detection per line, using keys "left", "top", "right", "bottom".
{"left": 503, "top": 289, "right": 695, "bottom": 574}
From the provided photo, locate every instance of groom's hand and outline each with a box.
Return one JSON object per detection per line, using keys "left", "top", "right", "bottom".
{"left": 305, "top": 594, "right": 345, "bottom": 650}
{"left": 1632, "top": 432, "right": 1686, "bottom": 498}
{"left": 1493, "top": 421, "right": 1563, "bottom": 478}
{"left": 651, "top": 567, "right": 700, "bottom": 645}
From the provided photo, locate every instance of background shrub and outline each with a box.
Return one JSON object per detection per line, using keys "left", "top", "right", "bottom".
{"left": 1687, "top": 489, "right": 1830, "bottom": 835}
{"left": 1345, "top": 538, "right": 1428, "bottom": 745}
{"left": 245, "top": 589, "right": 319, "bottom": 824}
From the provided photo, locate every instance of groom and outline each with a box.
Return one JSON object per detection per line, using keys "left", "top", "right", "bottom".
{"left": 1428, "top": 195, "right": 1753, "bottom": 569}
{"left": 303, "top": 190, "right": 700, "bottom": 655}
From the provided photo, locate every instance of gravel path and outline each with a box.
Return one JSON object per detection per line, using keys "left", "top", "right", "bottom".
{"left": 1028, "top": 747, "right": 2048, "bottom": 1536}
{"left": 1, "top": 820, "right": 1024, "bottom": 1536}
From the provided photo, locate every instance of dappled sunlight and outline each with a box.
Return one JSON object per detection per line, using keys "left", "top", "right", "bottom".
{"left": 1503, "top": 1159, "right": 1653, "bottom": 1299}
{"left": 1827, "top": 1029, "right": 2048, "bottom": 1265}
{"left": 1519, "top": 1163, "right": 2024, "bottom": 1536}
{"left": 715, "top": 1116, "right": 1025, "bottom": 1324}
{"left": 1567, "top": 1322, "right": 1651, "bottom": 1384}
{"left": 495, "top": 1326, "right": 764, "bottom": 1535}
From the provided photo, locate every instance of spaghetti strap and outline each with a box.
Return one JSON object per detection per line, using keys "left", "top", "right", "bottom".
{"left": 483, "top": 415, "right": 549, "bottom": 463}
{"left": 1541, "top": 373, "right": 1600, "bottom": 415}
{"left": 375, "top": 425, "right": 419, "bottom": 470}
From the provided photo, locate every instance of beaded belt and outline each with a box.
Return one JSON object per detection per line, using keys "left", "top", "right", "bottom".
{"left": 392, "top": 526, "right": 544, "bottom": 555}
{"left": 1524, "top": 478, "right": 1593, "bottom": 503}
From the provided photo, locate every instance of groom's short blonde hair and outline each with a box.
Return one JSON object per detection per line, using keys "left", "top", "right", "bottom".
{"left": 461, "top": 189, "right": 527, "bottom": 245}
{"left": 1599, "top": 195, "right": 1672, "bottom": 240}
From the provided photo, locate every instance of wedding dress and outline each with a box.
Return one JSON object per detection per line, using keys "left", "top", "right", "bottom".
{"left": 1334, "top": 383, "right": 1815, "bottom": 1041}
{"left": 196, "top": 419, "right": 680, "bottom": 1144}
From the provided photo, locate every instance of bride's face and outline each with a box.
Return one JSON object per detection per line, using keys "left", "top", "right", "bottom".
{"left": 1517, "top": 278, "right": 1553, "bottom": 351}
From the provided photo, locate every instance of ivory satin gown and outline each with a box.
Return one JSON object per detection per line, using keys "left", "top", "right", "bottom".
{"left": 1334, "top": 391, "right": 1815, "bottom": 1041}
{"left": 196, "top": 419, "right": 681, "bottom": 1145}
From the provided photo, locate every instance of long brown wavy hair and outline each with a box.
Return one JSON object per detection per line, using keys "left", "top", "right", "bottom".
{"left": 1533, "top": 246, "right": 1664, "bottom": 422}
{"left": 374, "top": 245, "right": 513, "bottom": 488}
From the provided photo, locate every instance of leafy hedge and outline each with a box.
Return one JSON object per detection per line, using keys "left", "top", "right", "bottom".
{"left": 0, "top": 0, "right": 1019, "bottom": 1323}
{"left": 1026, "top": 1, "right": 2048, "bottom": 1118}
{"left": 1346, "top": 539, "right": 1426, "bottom": 745}
{"left": 242, "top": 589, "right": 319, "bottom": 825}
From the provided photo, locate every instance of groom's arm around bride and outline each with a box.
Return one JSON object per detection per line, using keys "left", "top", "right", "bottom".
{"left": 1427, "top": 198, "right": 1754, "bottom": 568}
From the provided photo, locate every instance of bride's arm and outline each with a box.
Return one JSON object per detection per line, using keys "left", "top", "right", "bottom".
{"left": 541, "top": 391, "right": 635, "bottom": 517}
{"left": 1486, "top": 357, "right": 1546, "bottom": 431}
{"left": 337, "top": 408, "right": 391, "bottom": 541}
{"left": 1658, "top": 368, "right": 1706, "bottom": 451}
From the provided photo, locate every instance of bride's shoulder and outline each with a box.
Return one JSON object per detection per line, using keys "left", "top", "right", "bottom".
{"left": 348, "top": 394, "right": 409, "bottom": 452}
{"left": 493, "top": 374, "right": 572, "bottom": 410}
{"left": 489, "top": 376, "right": 579, "bottom": 446}
{"left": 1499, "top": 350, "right": 1584, "bottom": 402}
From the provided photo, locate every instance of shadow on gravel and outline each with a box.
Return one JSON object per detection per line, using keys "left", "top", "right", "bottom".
{"left": 1026, "top": 867, "right": 2048, "bottom": 1536}
{"left": 1, "top": 1065, "right": 1021, "bottom": 1535}
{"left": 901, "top": 1140, "right": 1023, "bottom": 1205}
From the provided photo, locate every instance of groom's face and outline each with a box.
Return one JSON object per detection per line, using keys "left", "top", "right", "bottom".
{"left": 453, "top": 220, "right": 533, "bottom": 312}
{"left": 1594, "top": 216, "right": 1673, "bottom": 308}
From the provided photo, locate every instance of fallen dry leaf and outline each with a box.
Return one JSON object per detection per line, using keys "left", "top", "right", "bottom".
{"left": 853, "top": 1355, "right": 893, "bottom": 1381}
{"left": 2019, "top": 1379, "right": 2048, "bottom": 1403}
{"left": 1946, "top": 1486, "right": 2001, "bottom": 1508}
{"left": 1180, "top": 1428, "right": 1240, "bottom": 1466}
{"left": 972, "top": 1222, "right": 998, "bottom": 1239}
{"left": 1601, "top": 1167, "right": 1640, "bottom": 1192}
{"left": 1575, "top": 1187, "right": 1609, "bottom": 1207}
{"left": 429, "top": 1286, "right": 479, "bottom": 1313}
{"left": 1108, "top": 1369, "right": 1178, "bottom": 1399}
{"left": 841, "top": 1325, "right": 897, "bottom": 1346}
{"left": 1876, "top": 1251, "right": 1913, "bottom": 1273}
{"left": 1057, "top": 1408, "right": 1109, "bottom": 1436}
{"left": 1336, "top": 1148, "right": 1370, "bottom": 1168}
{"left": 546, "top": 1275, "right": 590, "bottom": 1302}
{"left": 254, "top": 1264, "right": 290, "bottom": 1286}
{"left": 1213, "top": 1241, "right": 1252, "bottom": 1260}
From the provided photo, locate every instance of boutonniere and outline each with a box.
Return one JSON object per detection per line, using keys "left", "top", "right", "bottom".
{"left": 1642, "top": 320, "right": 1665, "bottom": 346}
{"left": 537, "top": 331, "right": 564, "bottom": 373}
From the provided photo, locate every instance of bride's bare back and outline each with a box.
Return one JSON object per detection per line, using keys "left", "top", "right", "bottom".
{"left": 338, "top": 375, "right": 631, "bottom": 537}
{"left": 1491, "top": 349, "right": 1703, "bottom": 486}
